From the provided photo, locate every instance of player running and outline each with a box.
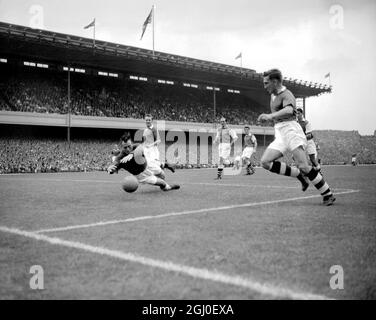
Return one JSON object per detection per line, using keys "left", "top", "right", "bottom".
{"left": 258, "top": 69, "right": 335, "bottom": 206}
{"left": 213, "top": 117, "right": 238, "bottom": 179}
{"left": 143, "top": 114, "right": 175, "bottom": 174}
{"left": 296, "top": 107, "right": 321, "bottom": 172}
{"left": 107, "top": 132, "right": 180, "bottom": 191}
{"left": 242, "top": 125, "right": 257, "bottom": 175}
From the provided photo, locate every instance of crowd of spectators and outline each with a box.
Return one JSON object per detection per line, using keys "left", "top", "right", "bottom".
{"left": 314, "top": 130, "right": 376, "bottom": 165}
{"left": 0, "top": 138, "right": 113, "bottom": 174}
{"left": 1, "top": 130, "right": 375, "bottom": 174}
{"left": 0, "top": 136, "right": 250, "bottom": 174}
{"left": 1, "top": 68, "right": 375, "bottom": 173}
{"left": 0, "top": 67, "right": 265, "bottom": 126}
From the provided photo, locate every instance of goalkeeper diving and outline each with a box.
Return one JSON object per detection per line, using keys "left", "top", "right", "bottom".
{"left": 108, "top": 132, "right": 180, "bottom": 191}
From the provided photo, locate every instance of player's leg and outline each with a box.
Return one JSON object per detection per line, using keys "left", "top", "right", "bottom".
{"left": 246, "top": 147, "right": 256, "bottom": 174}
{"left": 216, "top": 157, "right": 224, "bottom": 179}
{"left": 292, "top": 146, "right": 335, "bottom": 205}
{"left": 261, "top": 139, "right": 309, "bottom": 191}
{"left": 306, "top": 140, "right": 320, "bottom": 171}
{"left": 243, "top": 157, "right": 252, "bottom": 175}
{"left": 216, "top": 144, "right": 224, "bottom": 179}
{"left": 147, "top": 159, "right": 165, "bottom": 179}
{"left": 161, "top": 162, "right": 176, "bottom": 173}
{"left": 242, "top": 147, "right": 252, "bottom": 175}
{"left": 155, "top": 177, "right": 180, "bottom": 191}
{"left": 217, "top": 143, "right": 231, "bottom": 179}
{"left": 309, "top": 154, "right": 320, "bottom": 170}
{"left": 248, "top": 155, "right": 256, "bottom": 174}
{"left": 137, "top": 170, "right": 180, "bottom": 191}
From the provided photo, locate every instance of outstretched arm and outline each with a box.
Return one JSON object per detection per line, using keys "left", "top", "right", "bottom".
{"left": 258, "top": 106, "right": 294, "bottom": 122}
{"left": 108, "top": 149, "right": 126, "bottom": 174}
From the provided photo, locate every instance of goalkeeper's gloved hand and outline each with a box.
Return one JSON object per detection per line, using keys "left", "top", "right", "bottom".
{"left": 107, "top": 164, "right": 118, "bottom": 174}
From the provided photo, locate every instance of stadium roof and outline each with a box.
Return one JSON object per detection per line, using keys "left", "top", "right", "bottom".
{"left": 0, "top": 21, "right": 331, "bottom": 99}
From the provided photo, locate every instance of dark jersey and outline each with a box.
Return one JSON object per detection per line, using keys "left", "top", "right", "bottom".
{"left": 270, "top": 88, "right": 297, "bottom": 124}
{"left": 244, "top": 133, "right": 256, "bottom": 147}
{"left": 113, "top": 144, "right": 147, "bottom": 175}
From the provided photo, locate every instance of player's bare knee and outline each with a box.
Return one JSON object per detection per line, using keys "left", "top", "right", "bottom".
{"left": 297, "top": 164, "right": 310, "bottom": 175}
{"left": 261, "top": 158, "right": 271, "bottom": 170}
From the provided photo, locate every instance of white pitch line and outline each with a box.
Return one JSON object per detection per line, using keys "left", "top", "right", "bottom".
{"left": 0, "top": 225, "right": 332, "bottom": 300}
{"left": 33, "top": 189, "right": 359, "bottom": 234}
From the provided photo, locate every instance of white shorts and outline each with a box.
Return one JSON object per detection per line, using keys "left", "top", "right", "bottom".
{"left": 144, "top": 145, "right": 161, "bottom": 164}
{"left": 147, "top": 160, "right": 163, "bottom": 176}
{"left": 218, "top": 143, "right": 231, "bottom": 160}
{"left": 144, "top": 145, "right": 162, "bottom": 175}
{"left": 269, "top": 121, "right": 307, "bottom": 155}
{"left": 242, "top": 147, "right": 255, "bottom": 159}
{"left": 135, "top": 168, "right": 158, "bottom": 185}
{"left": 306, "top": 139, "right": 317, "bottom": 156}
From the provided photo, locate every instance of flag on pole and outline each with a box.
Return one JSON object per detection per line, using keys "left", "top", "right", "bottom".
{"left": 235, "top": 52, "right": 242, "bottom": 60}
{"left": 84, "top": 18, "right": 95, "bottom": 29}
{"left": 325, "top": 72, "right": 330, "bottom": 78}
{"left": 140, "top": 7, "right": 153, "bottom": 40}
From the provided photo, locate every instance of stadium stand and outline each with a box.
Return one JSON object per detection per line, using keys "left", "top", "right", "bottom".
{"left": 0, "top": 138, "right": 111, "bottom": 174}
{"left": 0, "top": 66, "right": 265, "bottom": 125}
{"left": 0, "top": 23, "right": 373, "bottom": 174}
{"left": 315, "top": 131, "right": 376, "bottom": 165}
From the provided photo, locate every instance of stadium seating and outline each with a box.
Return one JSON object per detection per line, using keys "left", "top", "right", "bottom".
{"left": 1, "top": 67, "right": 375, "bottom": 174}
{"left": 0, "top": 66, "right": 266, "bottom": 126}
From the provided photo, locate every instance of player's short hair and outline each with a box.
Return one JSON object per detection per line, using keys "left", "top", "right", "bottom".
{"left": 297, "top": 107, "right": 303, "bottom": 113}
{"left": 263, "top": 69, "right": 283, "bottom": 82}
{"left": 120, "top": 131, "right": 132, "bottom": 143}
{"left": 244, "top": 125, "right": 250, "bottom": 129}
{"left": 145, "top": 114, "right": 153, "bottom": 120}
{"left": 220, "top": 117, "right": 226, "bottom": 122}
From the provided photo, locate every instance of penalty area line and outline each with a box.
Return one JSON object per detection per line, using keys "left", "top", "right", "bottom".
{"left": 33, "top": 189, "right": 360, "bottom": 234}
{"left": 0, "top": 225, "right": 332, "bottom": 300}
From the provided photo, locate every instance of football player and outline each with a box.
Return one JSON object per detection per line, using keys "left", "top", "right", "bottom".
{"left": 258, "top": 69, "right": 335, "bottom": 205}
{"left": 108, "top": 132, "right": 180, "bottom": 191}
{"left": 213, "top": 117, "right": 238, "bottom": 179}
{"left": 242, "top": 125, "right": 257, "bottom": 175}
{"left": 143, "top": 114, "right": 175, "bottom": 174}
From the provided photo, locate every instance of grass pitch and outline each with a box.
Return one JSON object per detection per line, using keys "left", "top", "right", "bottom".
{"left": 0, "top": 166, "right": 375, "bottom": 299}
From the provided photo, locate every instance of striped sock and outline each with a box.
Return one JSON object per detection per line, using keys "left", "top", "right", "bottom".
{"left": 269, "top": 161, "right": 300, "bottom": 177}
{"left": 217, "top": 166, "right": 223, "bottom": 178}
{"left": 306, "top": 168, "right": 332, "bottom": 196}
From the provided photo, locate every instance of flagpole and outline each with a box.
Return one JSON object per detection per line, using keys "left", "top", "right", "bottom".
{"left": 93, "top": 18, "right": 96, "bottom": 49}
{"left": 152, "top": 5, "right": 155, "bottom": 57}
